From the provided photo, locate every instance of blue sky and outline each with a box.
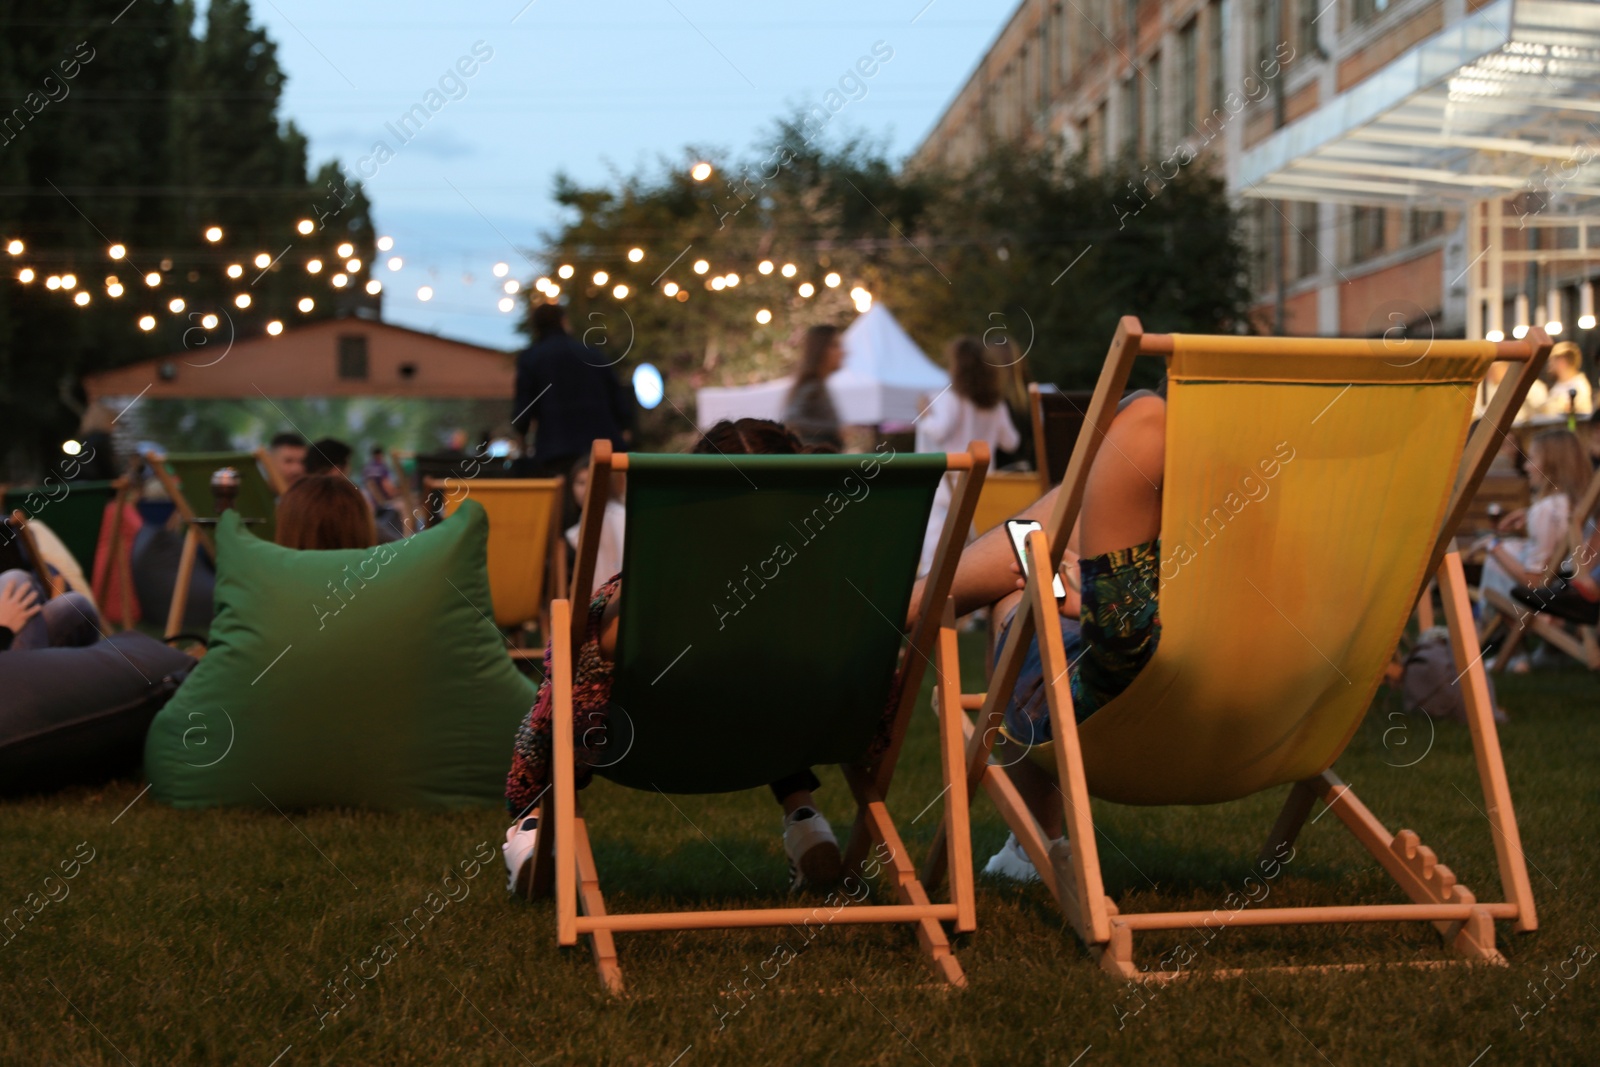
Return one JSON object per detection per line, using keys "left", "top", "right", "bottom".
{"left": 248, "top": 0, "right": 1019, "bottom": 349}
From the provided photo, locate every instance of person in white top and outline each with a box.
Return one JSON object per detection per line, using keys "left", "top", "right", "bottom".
{"left": 1533, "top": 342, "right": 1594, "bottom": 420}
{"left": 916, "top": 337, "right": 1021, "bottom": 574}
{"left": 1473, "top": 361, "right": 1548, "bottom": 423}
{"left": 1477, "top": 429, "right": 1593, "bottom": 665}
{"left": 565, "top": 457, "right": 626, "bottom": 596}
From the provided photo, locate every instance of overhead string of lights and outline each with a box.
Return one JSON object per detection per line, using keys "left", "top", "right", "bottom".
{"left": 3, "top": 222, "right": 399, "bottom": 339}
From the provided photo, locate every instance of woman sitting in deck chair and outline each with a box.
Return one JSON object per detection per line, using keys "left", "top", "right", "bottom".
{"left": 906, "top": 391, "right": 1169, "bottom": 881}
{"left": 503, "top": 418, "right": 856, "bottom": 895}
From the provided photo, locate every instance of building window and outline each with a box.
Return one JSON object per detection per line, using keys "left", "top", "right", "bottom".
{"left": 1250, "top": 200, "right": 1275, "bottom": 291}
{"left": 1092, "top": 100, "right": 1107, "bottom": 171}
{"left": 1122, "top": 78, "right": 1140, "bottom": 158}
{"left": 1056, "top": 2, "right": 1070, "bottom": 86}
{"left": 1294, "top": 0, "right": 1318, "bottom": 58}
{"left": 1179, "top": 18, "right": 1199, "bottom": 137}
{"left": 1209, "top": 0, "right": 1228, "bottom": 114}
{"left": 1352, "top": 0, "right": 1391, "bottom": 25}
{"left": 1251, "top": 0, "right": 1275, "bottom": 79}
{"left": 337, "top": 335, "right": 369, "bottom": 380}
{"left": 1293, "top": 201, "right": 1320, "bottom": 279}
{"left": 1143, "top": 52, "right": 1163, "bottom": 158}
{"left": 1351, "top": 206, "right": 1386, "bottom": 263}
{"left": 1410, "top": 208, "right": 1445, "bottom": 243}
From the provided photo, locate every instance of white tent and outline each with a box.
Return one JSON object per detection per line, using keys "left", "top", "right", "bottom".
{"left": 695, "top": 304, "right": 948, "bottom": 429}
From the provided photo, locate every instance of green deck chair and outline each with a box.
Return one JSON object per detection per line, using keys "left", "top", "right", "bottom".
{"left": 143, "top": 448, "right": 286, "bottom": 640}
{"left": 532, "top": 440, "right": 988, "bottom": 992}
{"left": 3, "top": 479, "right": 118, "bottom": 576}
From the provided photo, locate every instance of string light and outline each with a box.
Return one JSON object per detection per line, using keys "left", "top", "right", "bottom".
{"left": 824, "top": 272, "right": 841, "bottom": 288}
{"left": 493, "top": 262, "right": 510, "bottom": 278}
{"left": 691, "top": 162, "right": 712, "bottom": 181}
{"left": 168, "top": 297, "right": 185, "bottom": 313}
{"left": 6, "top": 239, "right": 23, "bottom": 255}
{"left": 711, "top": 277, "right": 726, "bottom": 291}
{"left": 504, "top": 279, "right": 520, "bottom": 294}
{"left": 296, "top": 219, "right": 315, "bottom": 235}
{"left": 267, "top": 320, "right": 284, "bottom": 335}
{"left": 758, "top": 261, "right": 774, "bottom": 275}
{"left": 145, "top": 272, "right": 161, "bottom": 286}
{"left": 675, "top": 290, "right": 688, "bottom": 302}
{"left": 298, "top": 296, "right": 315, "bottom": 312}
{"left": 798, "top": 282, "right": 815, "bottom": 298}
{"left": 781, "top": 263, "right": 797, "bottom": 278}
{"left": 204, "top": 226, "right": 223, "bottom": 243}
{"left": 235, "top": 293, "right": 251, "bottom": 309}
{"left": 307, "top": 259, "right": 323, "bottom": 274}
{"left": 387, "top": 256, "right": 403, "bottom": 271}
{"left": 628, "top": 248, "right": 644, "bottom": 263}
{"left": 417, "top": 286, "right": 433, "bottom": 302}
{"left": 498, "top": 296, "right": 514, "bottom": 312}
{"left": 73, "top": 291, "right": 90, "bottom": 306}
{"left": 613, "top": 283, "right": 629, "bottom": 299}
{"left": 253, "top": 252, "right": 272, "bottom": 268}
{"left": 663, "top": 281, "right": 680, "bottom": 297}
{"left": 332, "top": 273, "right": 348, "bottom": 288}
{"left": 755, "top": 308, "right": 772, "bottom": 324}
{"left": 558, "top": 264, "right": 574, "bottom": 279}
{"left": 46, "top": 275, "right": 61, "bottom": 290}
{"left": 376, "top": 236, "right": 394, "bottom": 252}
{"left": 107, "top": 282, "right": 124, "bottom": 297}
{"left": 201, "top": 313, "right": 218, "bottom": 329}
{"left": 17, "top": 268, "right": 34, "bottom": 283}
{"left": 108, "top": 244, "right": 125, "bottom": 259}
{"left": 345, "top": 258, "right": 361, "bottom": 273}
{"left": 693, "top": 259, "right": 710, "bottom": 275}
{"left": 365, "top": 279, "right": 382, "bottom": 295}
{"left": 61, "top": 273, "right": 76, "bottom": 289}
{"left": 226, "top": 264, "right": 244, "bottom": 279}
{"left": 593, "top": 270, "right": 609, "bottom": 286}
{"left": 336, "top": 242, "right": 354, "bottom": 258}
{"left": 725, "top": 273, "right": 740, "bottom": 287}
{"left": 546, "top": 283, "right": 561, "bottom": 298}
{"left": 138, "top": 315, "right": 156, "bottom": 331}
{"left": 535, "top": 276, "right": 550, "bottom": 292}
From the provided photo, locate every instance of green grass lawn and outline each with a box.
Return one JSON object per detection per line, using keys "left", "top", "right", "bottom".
{"left": 2, "top": 634, "right": 1596, "bottom": 1066}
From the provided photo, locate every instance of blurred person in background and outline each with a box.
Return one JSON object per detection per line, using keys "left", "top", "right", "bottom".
{"left": 783, "top": 324, "right": 844, "bottom": 452}
{"left": 268, "top": 432, "right": 309, "bottom": 487}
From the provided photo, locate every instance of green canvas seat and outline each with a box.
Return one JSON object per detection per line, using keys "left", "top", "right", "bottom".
{"left": 3, "top": 480, "right": 118, "bottom": 574}
{"left": 535, "top": 441, "right": 988, "bottom": 993}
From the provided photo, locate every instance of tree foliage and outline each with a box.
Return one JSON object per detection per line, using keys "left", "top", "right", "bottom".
{"left": 535, "top": 116, "right": 1252, "bottom": 446}
{"left": 0, "top": 0, "right": 376, "bottom": 478}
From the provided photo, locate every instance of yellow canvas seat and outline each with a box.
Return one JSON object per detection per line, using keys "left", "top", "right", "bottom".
{"left": 971, "top": 470, "right": 1043, "bottom": 536}
{"left": 926, "top": 316, "right": 1549, "bottom": 977}
{"left": 431, "top": 478, "right": 565, "bottom": 657}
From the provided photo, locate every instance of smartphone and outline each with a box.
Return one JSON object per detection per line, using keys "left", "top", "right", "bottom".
{"left": 1005, "top": 519, "right": 1067, "bottom": 600}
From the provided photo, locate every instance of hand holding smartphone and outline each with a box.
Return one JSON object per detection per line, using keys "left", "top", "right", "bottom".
{"left": 1005, "top": 519, "right": 1067, "bottom": 600}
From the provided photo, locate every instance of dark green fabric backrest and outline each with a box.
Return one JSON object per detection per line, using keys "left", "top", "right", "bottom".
{"left": 3, "top": 480, "right": 117, "bottom": 572}
{"left": 157, "top": 452, "right": 278, "bottom": 542}
{"left": 144, "top": 500, "right": 536, "bottom": 810}
{"left": 602, "top": 450, "right": 945, "bottom": 794}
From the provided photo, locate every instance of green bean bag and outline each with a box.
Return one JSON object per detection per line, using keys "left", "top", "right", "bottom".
{"left": 144, "top": 500, "right": 535, "bottom": 810}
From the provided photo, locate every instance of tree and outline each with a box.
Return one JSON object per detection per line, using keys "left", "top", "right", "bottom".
{"left": 531, "top": 116, "right": 1251, "bottom": 448}
{"left": 0, "top": 0, "right": 377, "bottom": 479}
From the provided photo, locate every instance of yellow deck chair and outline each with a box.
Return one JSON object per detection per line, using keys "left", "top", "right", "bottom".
{"left": 971, "top": 470, "right": 1044, "bottom": 536}
{"left": 430, "top": 477, "right": 565, "bottom": 659}
{"left": 925, "top": 316, "right": 1549, "bottom": 977}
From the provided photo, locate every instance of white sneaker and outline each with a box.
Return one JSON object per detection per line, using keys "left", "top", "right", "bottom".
{"left": 503, "top": 815, "right": 539, "bottom": 896}
{"left": 782, "top": 808, "right": 842, "bottom": 890}
{"left": 982, "top": 833, "right": 1040, "bottom": 883}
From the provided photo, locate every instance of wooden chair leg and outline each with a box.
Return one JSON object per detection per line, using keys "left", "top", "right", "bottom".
{"left": 165, "top": 525, "right": 200, "bottom": 640}
{"left": 551, "top": 599, "right": 579, "bottom": 948}
{"left": 527, "top": 792, "right": 555, "bottom": 898}
{"left": 1437, "top": 551, "right": 1538, "bottom": 932}
{"left": 935, "top": 600, "right": 976, "bottom": 934}
{"left": 1259, "top": 779, "right": 1320, "bottom": 866}
{"left": 573, "top": 812, "right": 623, "bottom": 994}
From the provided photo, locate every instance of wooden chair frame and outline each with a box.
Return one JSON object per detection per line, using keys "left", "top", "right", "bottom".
{"left": 4, "top": 509, "right": 58, "bottom": 596}
{"left": 533, "top": 439, "right": 987, "bottom": 993}
{"left": 922, "top": 316, "right": 1548, "bottom": 978}
{"left": 1489, "top": 463, "right": 1600, "bottom": 671}
{"left": 143, "top": 448, "right": 287, "bottom": 642}
{"left": 424, "top": 476, "right": 566, "bottom": 661}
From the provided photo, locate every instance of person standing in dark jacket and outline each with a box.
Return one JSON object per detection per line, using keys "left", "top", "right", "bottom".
{"left": 512, "top": 303, "right": 633, "bottom": 484}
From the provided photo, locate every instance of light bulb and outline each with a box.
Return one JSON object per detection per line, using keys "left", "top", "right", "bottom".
{"left": 387, "top": 256, "right": 403, "bottom": 271}
{"left": 1514, "top": 292, "right": 1529, "bottom": 331}
{"left": 204, "top": 226, "right": 223, "bottom": 242}
{"left": 758, "top": 261, "right": 774, "bottom": 275}
{"left": 628, "top": 248, "right": 644, "bottom": 263}
{"left": 168, "top": 297, "right": 185, "bottom": 313}
{"left": 504, "top": 279, "right": 520, "bottom": 294}
{"left": 307, "top": 259, "right": 323, "bottom": 274}
{"left": 267, "top": 320, "right": 284, "bottom": 335}
{"left": 663, "top": 282, "right": 679, "bottom": 297}
{"left": 536, "top": 276, "right": 550, "bottom": 292}
{"left": 46, "top": 275, "right": 61, "bottom": 290}
{"left": 365, "top": 279, "right": 382, "bottom": 295}
{"left": 691, "top": 162, "right": 712, "bottom": 181}
{"left": 493, "top": 262, "right": 509, "bottom": 278}
{"left": 1485, "top": 329, "right": 1505, "bottom": 342}
{"left": 107, "top": 282, "right": 124, "bottom": 297}
{"left": 298, "top": 297, "right": 315, "bottom": 312}
{"left": 557, "top": 264, "right": 574, "bottom": 280}
{"left": 1580, "top": 281, "right": 1597, "bottom": 330}
{"left": 235, "top": 293, "right": 251, "bottom": 309}
{"left": 336, "top": 242, "right": 354, "bottom": 258}
{"left": 145, "top": 272, "right": 161, "bottom": 287}
{"left": 546, "top": 284, "right": 560, "bottom": 298}
{"left": 498, "top": 296, "right": 515, "bottom": 313}
{"left": 332, "top": 274, "right": 348, "bottom": 288}
{"left": 824, "top": 272, "right": 841, "bottom": 288}
{"left": 755, "top": 309, "right": 772, "bottom": 324}
{"left": 416, "top": 286, "right": 433, "bottom": 302}
{"left": 725, "top": 273, "right": 739, "bottom": 287}
{"left": 18, "top": 268, "right": 34, "bottom": 283}
{"left": 226, "top": 264, "right": 243, "bottom": 279}
{"left": 138, "top": 315, "right": 156, "bottom": 331}
{"left": 711, "top": 277, "right": 726, "bottom": 290}
{"left": 74, "top": 291, "right": 90, "bottom": 306}
{"left": 693, "top": 259, "right": 710, "bottom": 275}
{"left": 613, "top": 283, "right": 629, "bottom": 299}
{"left": 254, "top": 252, "right": 271, "bottom": 268}
{"left": 5, "top": 239, "right": 23, "bottom": 255}
{"left": 61, "top": 273, "right": 76, "bottom": 289}
{"left": 108, "top": 243, "right": 125, "bottom": 259}
{"left": 202, "top": 313, "right": 218, "bottom": 329}
{"left": 798, "top": 282, "right": 815, "bottom": 298}
{"left": 346, "top": 258, "right": 361, "bottom": 273}
{"left": 593, "top": 270, "right": 609, "bottom": 286}
{"left": 376, "top": 236, "right": 394, "bottom": 251}
{"left": 781, "top": 263, "right": 797, "bottom": 278}
{"left": 297, "top": 219, "right": 315, "bottom": 235}
{"left": 62, "top": 439, "right": 82, "bottom": 455}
